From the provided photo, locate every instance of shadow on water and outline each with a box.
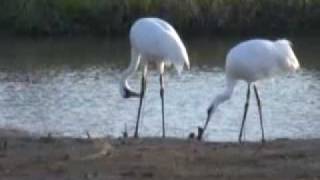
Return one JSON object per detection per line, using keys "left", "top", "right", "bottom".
{"left": 0, "top": 36, "right": 319, "bottom": 141}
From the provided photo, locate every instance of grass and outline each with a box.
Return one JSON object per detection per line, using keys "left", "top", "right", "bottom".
{"left": 0, "top": 0, "right": 319, "bottom": 37}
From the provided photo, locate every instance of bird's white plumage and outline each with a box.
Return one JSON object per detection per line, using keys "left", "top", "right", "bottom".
{"left": 120, "top": 17, "right": 189, "bottom": 97}
{"left": 211, "top": 39, "right": 300, "bottom": 112}
{"left": 129, "top": 17, "right": 189, "bottom": 73}
{"left": 200, "top": 38, "right": 301, "bottom": 142}
{"left": 226, "top": 39, "right": 300, "bottom": 83}
{"left": 120, "top": 17, "right": 190, "bottom": 138}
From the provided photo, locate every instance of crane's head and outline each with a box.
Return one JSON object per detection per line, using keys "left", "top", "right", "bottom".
{"left": 196, "top": 104, "right": 216, "bottom": 140}
{"left": 120, "top": 81, "right": 140, "bottom": 98}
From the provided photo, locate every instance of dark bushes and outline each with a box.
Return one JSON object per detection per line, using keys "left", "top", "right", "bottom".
{"left": 0, "top": 0, "right": 319, "bottom": 36}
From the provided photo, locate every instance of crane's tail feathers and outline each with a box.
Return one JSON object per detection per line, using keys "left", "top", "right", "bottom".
{"left": 290, "top": 57, "right": 300, "bottom": 71}
{"left": 276, "top": 39, "right": 292, "bottom": 47}
{"left": 275, "top": 39, "right": 300, "bottom": 72}
{"left": 185, "top": 61, "right": 190, "bottom": 70}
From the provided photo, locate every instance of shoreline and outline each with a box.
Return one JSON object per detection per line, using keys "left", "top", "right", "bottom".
{"left": 0, "top": 128, "right": 319, "bottom": 179}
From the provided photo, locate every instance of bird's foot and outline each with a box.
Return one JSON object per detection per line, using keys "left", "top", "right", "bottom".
{"left": 196, "top": 127, "right": 204, "bottom": 141}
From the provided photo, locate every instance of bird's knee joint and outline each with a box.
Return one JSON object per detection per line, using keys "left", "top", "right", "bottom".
{"left": 160, "top": 88, "right": 164, "bottom": 96}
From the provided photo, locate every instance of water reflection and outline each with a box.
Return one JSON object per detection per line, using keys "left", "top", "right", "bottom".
{"left": 0, "top": 37, "right": 319, "bottom": 141}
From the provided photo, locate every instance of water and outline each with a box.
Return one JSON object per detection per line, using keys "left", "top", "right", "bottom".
{"left": 0, "top": 37, "right": 319, "bottom": 141}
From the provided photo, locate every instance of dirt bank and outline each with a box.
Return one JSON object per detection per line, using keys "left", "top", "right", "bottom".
{"left": 0, "top": 130, "right": 319, "bottom": 180}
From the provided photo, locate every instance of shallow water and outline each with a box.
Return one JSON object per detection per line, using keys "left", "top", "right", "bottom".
{"left": 0, "top": 37, "right": 319, "bottom": 141}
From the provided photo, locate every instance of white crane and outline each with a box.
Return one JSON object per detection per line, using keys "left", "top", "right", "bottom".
{"left": 120, "top": 17, "right": 190, "bottom": 138}
{"left": 197, "top": 39, "right": 300, "bottom": 143}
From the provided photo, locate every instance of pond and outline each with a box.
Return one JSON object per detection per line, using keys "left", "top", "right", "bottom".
{"left": 0, "top": 36, "right": 319, "bottom": 141}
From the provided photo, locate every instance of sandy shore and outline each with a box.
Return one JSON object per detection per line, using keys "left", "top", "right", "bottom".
{"left": 0, "top": 129, "right": 319, "bottom": 180}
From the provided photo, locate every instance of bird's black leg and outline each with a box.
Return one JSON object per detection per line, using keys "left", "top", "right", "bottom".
{"left": 134, "top": 72, "right": 147, "bottom": 138}
{"left": 254, "top": 85, "right": 265, "bottom": 143}
{"left": 160, "top": 73, "right": 165, "bottom": 138}
{"left": 197, "top": 105, "right": 213, "bottom": 140}
{"left": 239, "top": 83, "right": 251, "bottom": 143}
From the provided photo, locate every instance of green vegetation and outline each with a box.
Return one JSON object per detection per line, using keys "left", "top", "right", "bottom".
{"left": 0, "top": 0, "right": 319, "bottom": 37}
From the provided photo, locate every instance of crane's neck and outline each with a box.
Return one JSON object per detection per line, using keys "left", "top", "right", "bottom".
{"left": 120, "top": 65, "right": 135, "bottom": 88}
{"left": 211, "top": 77, "right": 237, "bottom": 109}
{"left": 120, "top": 50, "right": 141, "bottom": 98}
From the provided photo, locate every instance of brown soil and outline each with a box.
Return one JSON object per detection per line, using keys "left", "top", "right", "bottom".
{"left": 0, "top": 129, "right": 319, "bottom": 180}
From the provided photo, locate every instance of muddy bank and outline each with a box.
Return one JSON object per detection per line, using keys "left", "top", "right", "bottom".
{"left": 0, "top": 129, "right": 319, "bottom": 180}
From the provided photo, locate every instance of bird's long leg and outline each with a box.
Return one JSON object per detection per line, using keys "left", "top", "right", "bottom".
{"left": 134, "top": 65, "right": 148, "bottom": 138}
{"left": 160, "top": 73, "right": 165, "bottom": 138}
{"left": 254, "top": 85, "right": 265, "bottom": 143}
{"left": 239, "top": 83, "right": 251, "bottom": 143}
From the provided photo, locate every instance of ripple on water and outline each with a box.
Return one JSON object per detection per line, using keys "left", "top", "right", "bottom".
{"left": 0, "top": 67, "right": 319, "bottom": 141}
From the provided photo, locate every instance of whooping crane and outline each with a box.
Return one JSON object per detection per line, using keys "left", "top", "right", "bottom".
{"left": 197, "top": 39, "right": 300, "bottom": 143}
{"left": 120, "top": 17, "right": 190, "bottom": 138}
